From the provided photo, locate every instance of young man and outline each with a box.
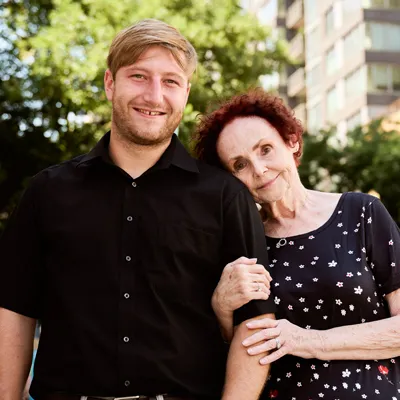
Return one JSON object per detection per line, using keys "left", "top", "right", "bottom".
{"left": 0, "top": 19, "right": 275, "bottom": 400}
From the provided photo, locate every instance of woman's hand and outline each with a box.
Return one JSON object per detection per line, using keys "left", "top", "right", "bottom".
{"left": 212, "top": 256, "right": 272, "bottom": 317}
{"left": 243, "top": 318, "right": 317, "bottom": 364}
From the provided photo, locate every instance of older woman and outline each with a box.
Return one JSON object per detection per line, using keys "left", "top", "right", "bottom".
{"left": 194, "top": 89, "right": 400, "bottom": 399}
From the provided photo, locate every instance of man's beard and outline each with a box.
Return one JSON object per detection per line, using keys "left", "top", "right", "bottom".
{"left": 112, "top": 101, "right": 183, "bottom": 147}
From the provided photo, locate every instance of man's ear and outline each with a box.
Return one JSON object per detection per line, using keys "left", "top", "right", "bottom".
{"left": 104, "top": 69, "right": 114, "bottom": 101}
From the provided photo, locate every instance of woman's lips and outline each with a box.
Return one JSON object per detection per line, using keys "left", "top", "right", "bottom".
{"left": 257, "top": 174, "right": 279, "bottom": 190}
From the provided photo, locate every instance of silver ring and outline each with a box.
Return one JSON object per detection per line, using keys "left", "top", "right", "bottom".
{"left": 275, "top": 337, "right": 281, "bottom": 349}
{"left": 257, "top": 283, "right": 262, "bottom": 292}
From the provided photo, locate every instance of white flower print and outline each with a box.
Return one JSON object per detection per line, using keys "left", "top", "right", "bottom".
{"left": 286, "top": 372, "right": 292, "bottom": 378}
{"left": 362, "top": 247, "right": 366, "bottom": 253}
{"left": 308, "top": 235, "right": 315, "bottom": 239}
{"left": 283, "top": 262, "right": 289, "bottom": 266}
{"left": 274, "top": 282, "right": 280, "bottom": 287}
{"left": 354, "top": 228, "right": 359, "bottom": 232}
{"left": 337, "top": 282, "right": 343, "bottom": 287}
{"left": 316, "top": 305, "right": 321, "bottom": 309}
{"left": 299, "top": 297, "right": 305, "bottom": 302}
{"left": 289, "top": 241, "right": 294, "bottom": 245}
{"left": 356, "top": 383, "right": 361, "bottom": 389}
{"left": 362, "top": 319, "right": 366, "bottom": 323}
{"left": 357, "top": 222, "right": 361, "bottom": 227}
{"left": 343, "top": 231, "right": 348, "bottom": 235}
{"left": 299, "top": 245, "right": 304, "bottom": 250}
{"left": 356, "top": 258, "right": 361, "bottom": 262}
{"left": 356, "top": 369, "right": 361, "bottom": 372}
{"left": 324, "top": 384, "right": 330, "bottom": 389}
{"left": 362, "top": 206, "right": 366, "bottom": 211}
{"left": 338, "top": 210, "right": 342, "bottom": 214}
{"left": 354, "top": 286, "right": 363, "bottom": 294}
{"left": 306, "top": 325, "right": 311, "bottom": 329}
{"left": 349, "top": 304, "right": 355, "bottom": 311}
{"left": 299, "top": 264, "right": 305, "bottom": 269}
{"left": 342, "top": 369, "right": 351, "bottom": 378}
{"left": 343, "top": 382, "right": 348, "bottom": 389}
{"left": 377, "top": 375, "right": 382, "bottom": 380}
{"left": 318, "top": 394, "right": 324, "bottom": 398}
{"left": 347, "top": 272, "right": 354, "bottom": 277}
{"left": 288, "top": 305, "right": 293, "bottom": 310}
{"left": 318, "top": 299, "right": 324, "bottom": 304}
{"left": 328, "top": 260, "right": 338, "bottom": 267}
{"left": 323, "top": 315, "right": 328, "bottom": 319}
{"left": 336, "top": 299, "right": 342, "bottom": 305}
{"left": 335, "top": 244, "right": 341, "bottom": 248}
{"left": 348, "top": 250, "right": 353, "bottom": 254}
{"left": 285, "top": 276, "right": 292, "bottom": 281}
{"left": 337, "top": 223, "right": 343, "bottom": 227}
{"left": 373, "top": 310, "right": 378, "bottom": 314}
{"left": 389, "top": 240, "right": 394, "bottom": 245}
{"left": 332, "top": 386, "right": 337, "bottom": 390}
{"left": 392, "top": 262, "right": 396, "bottom": 267}
{"left": 313, "top": 278, "right": 319, "bottom": 282}
{"left": 297, "top": 382, "right": 302, "bottom": 387}
{"left": 274, "top": 296, "right": 281, "bottom": 305}
{"left": 323, "top": 363, "right": 329, "bottom": 367}
{"left": 272, "top": 259, "right": 277, "bottom": 263}
{"left": 313, "top": 373, "right": 319, "bottom": 379}
{"left": 391, "top": 359, "right": 396, "bottom": 363}
{"left": 296, "top": 363, "right": 301, "bottom": 368}
{"left": 341, "top": 309, "right": 346, "bottom": 316}
{"left": 361, "top": 395, "right": 367, "bottom": 399}
{"left": 361, "top": 213, "right": 364, "bottom": 218}
{"left": 314, "top": 256, "right": 319, "bottom": 260}
{"left": 375, "top": 390, "right": 380, "bottom": 394}
{"left": 365, "top": 364, "right": 371, "bottom": 370}
{"left": 296, "top": 283, "right": 303, "bottom": 288}
{"left": 303, "top": 308, "right": 309, "bottom": 312}
{"left": 367, "top": 217, "right": 372, "bottom": 223}
{"left": 267, "top": 246, "right": 270, "bottom": 250}
{"left": 311, "top": 261, "right": 316, "bottom": 265}
{"left": 357, "top": 272, "right": 362, "bottom": 276}
{"left": 367, "top": 297, "right": 371, "bottom": 302}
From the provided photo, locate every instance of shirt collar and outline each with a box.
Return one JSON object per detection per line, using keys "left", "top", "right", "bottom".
{"left": 76, "top": 132, "right": 199, "bottom": 174}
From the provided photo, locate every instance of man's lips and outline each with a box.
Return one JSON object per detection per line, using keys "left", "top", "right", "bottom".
{"left": 133, "top": 107, "right": 167, "bottom": 116}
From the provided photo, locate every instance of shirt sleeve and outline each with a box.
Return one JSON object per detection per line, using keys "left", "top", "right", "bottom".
{"left": 0, "top": 174, "right": 45, "bottom": 318}
{"left": 365, "top": 198, "right": 400, "bottom": 296}
{"left": 222, "top": 186, "right": 276, "bottom": 326}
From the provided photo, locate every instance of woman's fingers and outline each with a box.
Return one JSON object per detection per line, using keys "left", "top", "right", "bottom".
{"left": 242, "top": 326, "right": 280, "bottom": 347}
{"left": 246, "top": 317, "right": 278, "bottom": 330}
{"left": 247, "top": 336, "right": 284, "bottom": 355}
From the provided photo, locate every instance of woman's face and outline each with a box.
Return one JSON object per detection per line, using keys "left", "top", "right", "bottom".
{"left": 216, "top": 116, "right": 299, "bottom": 204}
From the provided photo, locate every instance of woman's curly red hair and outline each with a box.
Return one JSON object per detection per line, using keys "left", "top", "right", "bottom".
{"left": 193, "top": 88, "right": 304, "bottom": 168}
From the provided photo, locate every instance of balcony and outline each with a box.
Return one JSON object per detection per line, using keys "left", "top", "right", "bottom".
{"left": 289, "top": 32, "right": 305, "bottom": 63}
{"left": 286, "top": 0, "right": 304, "bottom": 29}
{"left": 287, "top": 67, "right": 306, "bottom": 98}
{"left": 293, "top": 102, "right": 307, "bottom": 126}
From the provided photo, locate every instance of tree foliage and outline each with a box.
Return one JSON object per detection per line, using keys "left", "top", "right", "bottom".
{"left": 0, "top": 0, "right": 289, "bottom": 231}
{"left": 299, "top": 120, "right": 400, "bottom": 223}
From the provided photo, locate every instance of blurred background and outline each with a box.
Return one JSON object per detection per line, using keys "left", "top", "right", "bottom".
{"left": 1, "top": 0, "right": 399, "bottom": 232}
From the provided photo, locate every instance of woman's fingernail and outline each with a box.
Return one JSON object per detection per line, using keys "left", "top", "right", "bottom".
{"left": 260, "top": 358, "right": 268, "bottom": 365}
{"left": 247, "top": 348, "right": 255, "bottom": 355}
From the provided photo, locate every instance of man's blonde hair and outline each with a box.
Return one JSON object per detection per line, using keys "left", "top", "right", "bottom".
{"left": 107, "top": 19, "right": 197, "bottom": 79}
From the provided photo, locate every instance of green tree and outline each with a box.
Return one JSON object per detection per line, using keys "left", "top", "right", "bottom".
{"left": 0, "top": 0, "right": 289, "bottom": 231}
{"left": 299, "top": 120, "right": 400, "bottom": 223}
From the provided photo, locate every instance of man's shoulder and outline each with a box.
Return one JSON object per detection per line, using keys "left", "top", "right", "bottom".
{"left": 30, "top": 154, "right": 88, "bottom": 186}
{"left": 195, "top": 159, "right": 248, "bottom": 192}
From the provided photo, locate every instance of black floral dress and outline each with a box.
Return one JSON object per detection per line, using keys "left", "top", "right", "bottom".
{"left": 261, "top": 192, "right": 400, "bottom": 400}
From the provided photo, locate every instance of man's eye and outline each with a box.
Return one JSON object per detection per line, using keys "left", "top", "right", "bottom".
{"left": 165, "top": 79, "right": 178, "bottom": 85}
{"left": 131, "top": 74, "right": 144, "bottom": 79}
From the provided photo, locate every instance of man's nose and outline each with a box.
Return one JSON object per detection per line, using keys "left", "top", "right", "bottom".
{"left": 143, "top": 79, "right": 163, "bottom": 108}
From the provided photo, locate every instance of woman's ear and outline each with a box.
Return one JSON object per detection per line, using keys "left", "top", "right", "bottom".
{"left": 288, "top": 138, "right": 300, "bottom": 153}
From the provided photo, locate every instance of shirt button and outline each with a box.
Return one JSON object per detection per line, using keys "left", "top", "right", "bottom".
{"left": 123, "top": 336, "right": 130, "bottom": 343}
{"left": 124, "top": 380, "right": 130, "bottom": 387}
{"left": 124, "top": 293, "right": 130, "bottom": 299}
{"left": 125, "top": 256, "right": 131, "bottom": 262}
{"left": 132, "top": 182, "right": 137, "bottom": 187}
{"left": 127, "top": 216, "right": 133, "bottom": 221}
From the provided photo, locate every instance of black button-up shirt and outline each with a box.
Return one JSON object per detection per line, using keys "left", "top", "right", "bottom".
{"left": 0, "top": 133, "right": 275, "bottom": 399}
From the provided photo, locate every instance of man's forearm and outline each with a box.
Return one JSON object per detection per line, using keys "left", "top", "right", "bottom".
{"left": 222, "top": 314, "right": 274, "bottom": 400}
{"left": 0, "top": 308, "right": 36, "bottom": 400}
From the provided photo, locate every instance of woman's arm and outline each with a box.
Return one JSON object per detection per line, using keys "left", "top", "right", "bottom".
{"left": 243, "top": 288, "right": 400, "bottom": 364}
{"left": 212, "top": 256, "right": 272, "bottom": 342}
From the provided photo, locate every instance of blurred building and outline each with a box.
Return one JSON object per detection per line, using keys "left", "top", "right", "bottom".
{"left": 272, "top": 0, "right": 400, "bottom": 136}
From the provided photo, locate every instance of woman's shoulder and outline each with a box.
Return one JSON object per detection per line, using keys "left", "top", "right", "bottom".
{"left": 341, "top": 191, "right": 380, "bottom": 210}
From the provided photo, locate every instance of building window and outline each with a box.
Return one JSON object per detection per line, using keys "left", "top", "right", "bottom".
{"left": 325, "top": 7, "right": 335, "bottom": 37}
{"left": 304, "top": 0, "right": 318, "bottom": 25}
{"left": 367, "top": 64, "right": 400, "bottom": 92}
{"left": 365, "top": 22, "right": 400, "bottom": 51}
{"left": 326, "top": 46, "right": 338, "bottom": 76}
{"left": 306, "top": 64, "right": 321, "bottom": 88}
{"left": 307, "top": 102, "right": 323, "bottom": 133}
{"left": 363, "top": 0, "right": 400, "bottom": 8}
{"left": 306, "top": 26, "right": 320, "bottom": 62}
{"left": 345, "top": 67, "right": 366, "bottom": 99}
{"left": 343, "top": 24, "right": 364, "bottom": 60}
{"left": 327, "top": 85, "right": 339, "bottom": 122}
{"left": 346, "top": 111, "right": 362, "bottom": 131}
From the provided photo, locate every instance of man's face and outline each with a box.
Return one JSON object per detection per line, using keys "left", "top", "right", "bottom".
{"left": 105, "top": 45, "right": 191, "bottom": 146}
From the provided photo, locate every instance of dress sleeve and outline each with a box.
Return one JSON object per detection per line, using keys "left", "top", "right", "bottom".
{"left": 221, "top": 186, "right": 276, "bottom": 325}
{"left": 365, "top": 198, "right": 400, "bottom": 296}
{"left": 0, "top": 174, "right": 46, "bottom": 318}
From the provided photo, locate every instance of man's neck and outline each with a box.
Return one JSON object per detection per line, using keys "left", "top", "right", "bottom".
{"left": 108, "top": 131, "right": 172, "bottom": 179}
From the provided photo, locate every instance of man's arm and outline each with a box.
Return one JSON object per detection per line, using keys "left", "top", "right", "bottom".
{"left": 0, "top": 308, "right": 36, "bottom": 400}
{"left": 223, "top": 314, "right": 275, "bottom": 400}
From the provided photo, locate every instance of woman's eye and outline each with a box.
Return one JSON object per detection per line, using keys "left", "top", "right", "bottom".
{"left": 233, "top": 160, "right": 247, "bottom": 172}
{"left": 261, "top": 146, "right": 271, "bottom": 155}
